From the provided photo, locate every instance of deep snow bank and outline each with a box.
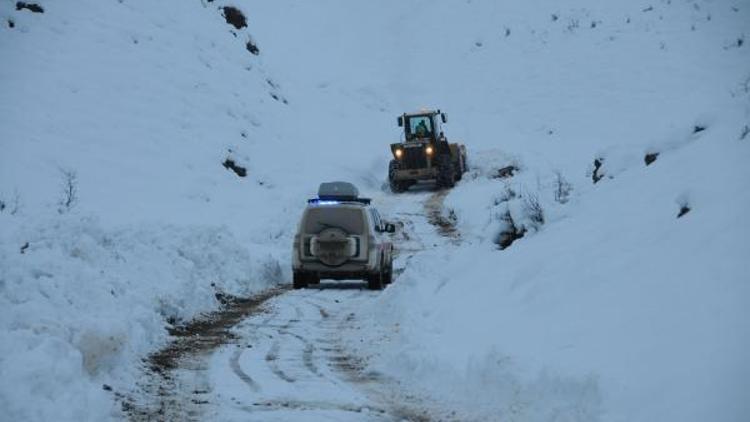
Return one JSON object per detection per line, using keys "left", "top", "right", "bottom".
{"left": 325, "top": 0, "right": 750, "bottom": 421}
{"left": 0, "top": 216, "right": 282, "bottom": 421}
{"left": 0, "top": 0, "right": 293, "bottom": 420}
{"left": 351, "top": 126, "right": 750, "bottom": 421}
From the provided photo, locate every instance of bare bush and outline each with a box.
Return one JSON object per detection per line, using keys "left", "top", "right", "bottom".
{"left": 9, "top": 190, "right": 22, "bottom": 215}
{"left": 524, "top": 194, "right": 545, "bottom": 229}
{"left": 57, "top": 168, "right": 78, "bottom": 214}
{"left": 553, "top": 171, "right": 572, "bottom": 203}
{"left": 494, "top": 185, "right": 517, "bottom": 205}
{"left": 495, "top": 210, "right": 525, "bottom": 250}
{"left": 566, "top": 18, "right": 580, "bottom": 32}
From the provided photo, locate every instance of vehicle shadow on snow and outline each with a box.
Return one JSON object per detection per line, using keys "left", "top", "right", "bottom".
{"left": 308, "top": 281, "right": 372, "bottom": 290}
{"left": 396, "top": 181, "right": 439, "bottom": 194}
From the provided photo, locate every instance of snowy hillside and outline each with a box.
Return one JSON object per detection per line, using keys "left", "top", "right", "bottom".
{"left": 2, "top": 0, "right": 749, "bottom": 421}
{"left": 1, "top": 1, "right": 296, "bottom": 419}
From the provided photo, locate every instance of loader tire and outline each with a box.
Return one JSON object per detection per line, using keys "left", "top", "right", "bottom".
{"left": 389, "top": 160, "right": 408, "bottom": 193}
{"left": 367, "top": 270, "right": 384, "bottom": 290}
{"left": 436, "top": 155, "right": 456, "bottom": 188}
{"left": 455, "top": 154, "right": 465, "bottom": 181}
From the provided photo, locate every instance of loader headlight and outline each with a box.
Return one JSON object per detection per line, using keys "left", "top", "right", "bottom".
{"left": 395, "top": 149, "right": 403, "bottom": 158}
{"left": 425, "top": 146, "right": 434, "bottom": 155}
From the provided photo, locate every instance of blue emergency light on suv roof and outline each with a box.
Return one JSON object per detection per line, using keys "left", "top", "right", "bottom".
{"left": 307, "top": 197, "right": 371, "bottom": 205}
{"left": 309, "top": 181, "right": 371, "bottom": 205}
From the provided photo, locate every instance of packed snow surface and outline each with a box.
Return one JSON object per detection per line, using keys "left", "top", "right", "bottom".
{"left": 1, "top": 0, "right": 749, "bottom": 421}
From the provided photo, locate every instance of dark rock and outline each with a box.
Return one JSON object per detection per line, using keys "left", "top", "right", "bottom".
{"left": 677, "top": 205, "right": 690, "bottom": 218}
{"left": 644, "top": 152, "right": 659, "bottom": 166}
{"left": 16, "top": 2, "right": 44, "bottom": 13}
{"left": 592, "top": 158, "right": 604, "bottom": 183}
{"left": 693, "top": 125, "right": 706, "bottom": 134}
{"left": 495, "top": 165, "right": 517, "bottom": 179}
{"left": 223, "top": 159, "right": 247, "bottom": 177}
{"left": 246, "top": 40, "right": 259, "bottom": 55}
{"left": 222, "top": 6, "right": 247, "bottom": 30}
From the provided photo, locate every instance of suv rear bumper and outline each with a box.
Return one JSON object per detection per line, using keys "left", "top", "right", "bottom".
{"left": 294, "top": 261, "right": 375, "bottom": 279}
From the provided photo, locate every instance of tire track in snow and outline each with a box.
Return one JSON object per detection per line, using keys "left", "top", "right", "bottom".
{"left": 123, "top": 287, "right": 287, "bottom": 421}
{"left": 229, "top": 348, "right": 260, "bottom": 392}
{"left": 264, "top": 340, "right": 296, "bottom": 383}
{"left": 243, "top": 399, "right": 388, "bottom": 415}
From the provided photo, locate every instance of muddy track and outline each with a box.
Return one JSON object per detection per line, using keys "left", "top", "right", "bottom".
{"left": 123, "top": 286, "right": 287, "bottom": 420}
{"left": 151, "top": 287, "right": 287, "bottom": 372}
{"left": 424, "top": 189, "right": 460, "bottom": 241}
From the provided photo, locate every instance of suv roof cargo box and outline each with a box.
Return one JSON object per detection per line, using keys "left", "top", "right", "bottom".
{"left": 318, "top": 181, "right": 359, "bottom": 200}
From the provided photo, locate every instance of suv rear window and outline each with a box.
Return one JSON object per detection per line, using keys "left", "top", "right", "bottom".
{"left": 304, "top": 207, "right": 365, "bottom": 235}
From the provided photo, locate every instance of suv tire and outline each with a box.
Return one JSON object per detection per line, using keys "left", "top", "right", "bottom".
{"left": 293, "top": 271, "right": 308, "bottom": 289}
{"left": 308, "top": 273, "right": 320, "bottom": 285}
{"left": 383, "top": 260, "right": 393, "bottom": 285}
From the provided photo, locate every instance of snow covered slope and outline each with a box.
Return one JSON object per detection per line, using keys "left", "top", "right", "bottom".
{"left": 0, "top": 1, "right": 296, "bottom": 420}
{"left": 1, "top": 0, "right": 748, "bottom": 421}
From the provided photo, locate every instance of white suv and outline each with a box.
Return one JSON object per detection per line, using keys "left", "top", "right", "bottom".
{"left": 292, "top": 182, "right": 395, "bottom": 290}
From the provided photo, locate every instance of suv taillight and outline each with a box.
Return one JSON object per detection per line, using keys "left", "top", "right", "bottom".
{"left": 303, "top": 237, "right": 312, "bottom": 257}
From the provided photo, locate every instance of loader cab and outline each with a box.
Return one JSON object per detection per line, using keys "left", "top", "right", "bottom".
{"left": 398, "top": 110, "right": 448, "bottom": 142}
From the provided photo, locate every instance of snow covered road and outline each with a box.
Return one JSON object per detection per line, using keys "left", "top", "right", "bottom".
{"left": 203, "top": 287, "right": 430, "bottom": 421}
{"left": 125, "top": 189, "right": 452, "bottom": 421}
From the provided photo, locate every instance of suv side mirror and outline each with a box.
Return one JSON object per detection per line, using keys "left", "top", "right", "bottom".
{"left": 441, "top": 113, "right": 447, "bottom": 123}
{"left": 384, "top": 223, "right": 396, "bottom": 233}
{"left": 397, "top": 116, "right": 404, "bottom": 127}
